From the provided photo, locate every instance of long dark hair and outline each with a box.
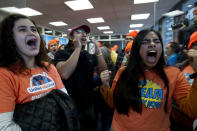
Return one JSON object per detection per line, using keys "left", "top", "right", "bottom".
{"left": 0, "top": 14, "right": 50, "bottom": 74}
{"left": 114, "top": 29, "right": 169, "bottom": 115}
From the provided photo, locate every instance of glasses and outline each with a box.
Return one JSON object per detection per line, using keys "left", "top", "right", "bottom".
{"left": 75, "top": 29, "right": 87, "bottom": 34}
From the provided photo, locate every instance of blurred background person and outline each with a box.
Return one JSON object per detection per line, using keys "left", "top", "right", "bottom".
{"left": 165, "top": 41, "right": 180, "bottom": 66}
{"left": 125, "top": 30, "right": 138, "bottom": 45}
{"left": 47, "top": 40, "right": 58, "bottom": 60}
{"left": 54, "top": 37, "right": 60, "bottom": 46}
{"left": 58, "top": 44, "right": 66, "bottom": 50}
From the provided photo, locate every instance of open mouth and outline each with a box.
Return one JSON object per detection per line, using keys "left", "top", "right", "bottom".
{"left": 81, "top": 37, "right": 87, "bottom": 41}
{"left": 26, "top": 38, "right": 37, "bottom": 47}
{"left": 146, "top": 50, "right": 157, "bottom": 63}
{"left": 53, "top": 49, "right": 57, "bottom": 52}
{"left": 147, "top": 50, "right": 157, "bottom": 57}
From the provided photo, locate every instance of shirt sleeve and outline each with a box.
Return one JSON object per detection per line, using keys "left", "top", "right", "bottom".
{"left": 0, "top": 112, "right": 22, "bottom": 131}
{"left": 174, "top": 70, "right": 197, "bottom": 118}
{"left": 100, "top": 66, "right": 126, "bottom": 108}
{"left": 100, "top": 86, "right": 114, "bottom": 108}
{"left": 0, "top": 69, "right": 17, "bottom": 113}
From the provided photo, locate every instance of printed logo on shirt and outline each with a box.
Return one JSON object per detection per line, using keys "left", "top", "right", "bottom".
{"left": 27, "top": 72, "right": 55, "bottom": 93}
{"left": 184, "top": 73, "right": 193, "bottom": 85}
{"left": 139, "top": 80, "right": 163, "bottom": 109}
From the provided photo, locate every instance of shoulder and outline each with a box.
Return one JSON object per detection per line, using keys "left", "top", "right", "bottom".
{"left": 164, "top": 66, "right": 185, "bottom": 81}
{"left": 0, "top": 67, "right": 17, "bottom": 82}
{"left": 164, "top": 66, "right": 180, "bottom": 74}
{"left": 0, "top": 67, "right": 15, "bottom": 76}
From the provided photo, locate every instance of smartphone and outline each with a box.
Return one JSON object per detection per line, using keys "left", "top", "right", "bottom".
{"left": 87, "top": 41, "right": 95, "bottom": 54}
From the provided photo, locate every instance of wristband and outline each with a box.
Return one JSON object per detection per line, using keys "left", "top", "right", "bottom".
{"left": 96, "top": 53, "right": 102, "bottom": 56}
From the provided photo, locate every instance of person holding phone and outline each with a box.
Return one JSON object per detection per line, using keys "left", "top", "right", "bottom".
{"left": 54, "top": 25, "right": 107, "bottom": 131}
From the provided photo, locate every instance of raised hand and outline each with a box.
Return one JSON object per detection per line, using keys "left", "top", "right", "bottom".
{"left": 73, "top": 35, "right": 82, "bottom": 49}
{"left": 100, "top": 70, "right": 111, "bottom": 88}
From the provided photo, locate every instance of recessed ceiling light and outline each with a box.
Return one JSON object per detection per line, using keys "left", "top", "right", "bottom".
{"left": 187, "top": 5, "right": 192, "bottom": 8}
{"left": 97, "top": 26, "right": 110, "bottom": 30}
{"left": 103, "top": 31, "right": 113, "bottom": 34}
{"left": 134, "top": 0, "right": 159, "bottom": 4}
{"left": 163, "top": 10, "right": 184, "bottom": 17}
{"left": 130, "top": 24, "right": 143, "bottom": 28}
{"left": 87, "top": 17, "right": 104, "bottom": 23}
{"left": 0, "top": 7, "right": 42, "bottom": 16}
{"left": 131, "top": 13, "right": 150, "bottom": 20}
{"left": 68, "top": 29, "right": 71, "bottom": 31}
{"left": 49, "top": 21, "right": 68, "bottom": 26}
{"left": 129, "top": 29, "right": 140, "bottom": 32}
{"left": 64, "top": 0, "right": 94, "bottom": 11}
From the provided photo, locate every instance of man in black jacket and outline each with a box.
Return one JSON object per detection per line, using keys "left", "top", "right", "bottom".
{"left": 54, "top": 25, "right": 107, "bottom": 131}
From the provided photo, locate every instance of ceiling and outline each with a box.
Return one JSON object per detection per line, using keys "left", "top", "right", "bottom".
{"left": 0, "top": 0, "right": 182, "bottom": 35}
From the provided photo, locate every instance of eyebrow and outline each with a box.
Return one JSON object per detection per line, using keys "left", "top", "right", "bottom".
{"left": 17, "top": 25, "right": 36, "bottom": 29}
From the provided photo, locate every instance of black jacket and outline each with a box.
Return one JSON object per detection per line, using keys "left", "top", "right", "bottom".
{"left": 13, "top": 89, "right": 80, "bottom": 131}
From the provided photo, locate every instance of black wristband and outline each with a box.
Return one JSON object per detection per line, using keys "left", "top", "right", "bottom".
{"left": 189, "top": 72, "right": 197, "bottom": 79}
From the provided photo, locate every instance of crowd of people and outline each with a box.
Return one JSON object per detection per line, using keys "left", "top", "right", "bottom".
{"left": 0, "top": 2, "right": 197, "bottom": 131}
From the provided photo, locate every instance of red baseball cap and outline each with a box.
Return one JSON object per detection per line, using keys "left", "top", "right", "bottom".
{"left": 68, "top": 25, "right": 90, "bottom": 36}
{"left": 188, "top": 31, "right": 197, "bottom": 49}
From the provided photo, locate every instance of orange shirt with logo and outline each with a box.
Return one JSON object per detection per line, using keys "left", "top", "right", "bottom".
{"left": 0, "top": 64, "right": 64, "bottom": 113}
{"left": 101, "top": 66, "right": 197, "bottom": 131}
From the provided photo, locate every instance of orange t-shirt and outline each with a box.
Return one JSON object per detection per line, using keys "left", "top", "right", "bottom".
{"left": 0, "top": 64, "right": 65, "bottom": 113}
{"left": 101, "top": 66, "right": 197, "bottom": 131}
{"left": 171, "top": 65, "right": 195, "bottom": 127}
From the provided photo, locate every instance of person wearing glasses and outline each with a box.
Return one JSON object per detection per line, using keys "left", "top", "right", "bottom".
{"left": 54, "top": 25, "right": 107, "bottom": 131}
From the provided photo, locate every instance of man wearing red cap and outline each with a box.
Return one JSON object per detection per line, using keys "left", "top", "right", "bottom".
{"left": 54, "top": 25, "right": 107, "bottom": 131}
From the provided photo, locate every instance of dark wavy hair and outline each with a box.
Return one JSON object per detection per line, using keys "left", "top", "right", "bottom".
{"left": 0, "top": 14, "right": 50, "bottom": 74}
{"left": 114, "top": 29, "right": 169, "bottom": 115}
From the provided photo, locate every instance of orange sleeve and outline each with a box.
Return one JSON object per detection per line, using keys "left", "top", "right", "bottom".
{"left": 100, "top": 86, "right": 114, "bottom": 108}
{"left": 49, "top": 64, "right": 65, "bottom": 90}
{"left": 100, "top": 66, "right": 126, "bottom": 108}
{"left": 174, "top": 71, "right": 197, "bottom": 118}
{"left": 0, "top": 69, "right": 17, "bottom": 113}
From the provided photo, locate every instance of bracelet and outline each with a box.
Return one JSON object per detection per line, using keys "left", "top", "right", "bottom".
{"left": 96, "top": 53, "right": 102, "bottom": 56}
